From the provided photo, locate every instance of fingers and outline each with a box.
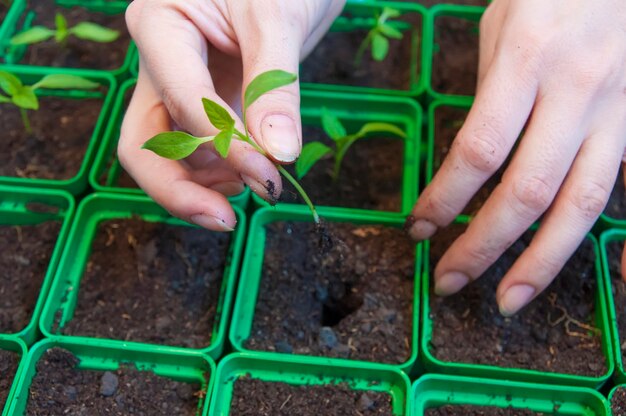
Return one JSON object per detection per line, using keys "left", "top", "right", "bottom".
{"left": 477, "top": 0, "right": 507, "bottom": 90}
{"left": 495, "top": 132, "right": 623, "bottom": 315}
{"left": 118, "top": 73, "right": 237, "bottom": 232}
{"left": 432, "top": 91, "right": 589, "bottom": 297}
{"left": 408, "top": 52, "right": 539, "bottom": 240}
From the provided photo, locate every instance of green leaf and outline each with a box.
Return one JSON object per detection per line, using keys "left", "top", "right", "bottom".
{"left": 55, "top": 13, "right": 67, "bottom": 33}
{"left": 295, "top": 141, "right": 333, "bottom": 179}
{"left": 70, "top": 22, "right": 120, "bottom": 42}
{"left": 31, "top": 74, "right": 99, "bottom": 91}
{"left": 321, "top": 107, "right": 346, "bottom": 141}
{"left": 356, "top": 122, "right": 406, "bottom": 139}
{"left": 10, "top": 26, "right": 55, "bottom": 45}
{"left": 380, "top": 7, "right": 401, "bottom": 21}
{"left": 371, "top": 32, "right": 389, "bottom": 61}
{"left": 142, "top": 131, "right": 208, "bottom": 160}
{"left": 0, "top": 70, "right": 23, "bottom": 96}
{"left": 12, "top": 87, "right": 38, "bottom": 110}
{"left": 202, "top": 98, "right": 235, "bottom": 130}
{"left": 243, "top": 70, "right": 297, "bottom": 112}
{"left": 213, "top": 128, "right": 234, "bottom": 158}
{"left": 378, "top": 23, "right": 403, "bottom": 39}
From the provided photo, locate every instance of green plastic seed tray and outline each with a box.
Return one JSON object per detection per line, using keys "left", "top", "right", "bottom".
{"left": 229, "top": 205, "right": 421, "bottom": 376}
{"left": 0, "top": 335, "right": 28, "bottom": 416}
{"left": 39, "top": 193, "right": 247, "bottom": 360}
{"left": 0, "top": 0, "right": 24, "bottom": 58}
{"left": 425, "top": 5, "right": 484, "bottom": 101}
{"left": 89, "top": 78, "right": 250, "bottom": 209}
{"left": 413, "top": 374, "right": 609, "bottom": 415}
{"left": 421, "top": 218, "right": 614, "bottom": 389}
{"left": 251, "top": 89, "right": 421, "bottom": 216}
{"left": 0, "top": 64, "right": 117, "bottom": 195}
{"left": 609, "top": 384, "right": 626, "bottom": 416}
{"left": 600, "top": 229, "right": 626, "bottom": 384}
{"left": 209, "top": 353, "right": 410, "bottom": 416}
{"left": 7, "top": 337, "right": 214, "bottom": 415}
{"left": 300, "top": 0, "right": 426, "bottom": 98}
{"left": 0, "top": 185, "right": 75, "bottom": 345}
{"left": 3, "top": 0, "right": 137, "bottom": 79}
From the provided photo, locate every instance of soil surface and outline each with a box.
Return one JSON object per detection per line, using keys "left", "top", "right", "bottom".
{"left": 432, "top": 106, "right": 506, "bottom": 216}
{"left": 231, "top": 376, "right": 393, "bottom": 416}
{"left": 59, "top": 218, "right": 231, "bottom": 349}
{"left": 1, "top": 97, "right": 103, "bottom": 180}
{"left": 18, "top": 3, "right": 131, "bottom": 70}
{"left": 0, "top": 349, "right": 20, "bottom": 411}
{"left": 300, "top": 12, "right": 420, "bottom": 90}
{"left": 605, "top": 241, "right": 626, "bottom": 366}
{"left": 0, "top": 221, "right": 61, "bottom": 333}
{"left": 612, "top": 387, "right": 626, "bottom": 416}
{"left": 429, "top": 224, "right": 606, "bottom": 376}
{"left": 280, "top": 125, "right": 404, "bottom": 211}
{"left": 604, "top": 167, "right": 625, "bottom": 220}
{"left": 432, "top": 16, "right": 479, "bottom": 96}
{"left": 425, "top": 405, "right": 542, "bottom": 415}
{"left": 26, "top": 348, "right": 202, "bottom": 415}
{"left": 245, "top": 221, "right": 415, "bottom": 364}
{"left": 0, "top": 4, "right": 7, "bottom": 22}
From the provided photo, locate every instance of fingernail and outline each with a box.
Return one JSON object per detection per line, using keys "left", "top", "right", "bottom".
{"left": 241, "top": 174, "right": 278, "bottom": 203}
{"left": 499, "top": 284, "right": 535, "bottom": 317}
{"left": 212, "top": 181, "right": 245, "bottom": 196}
{"left": 408, "top": 219, "right": 437, "bottom": 241}
{"left": 261, "top": 114, "right": 300, "bottom": 163}
{"left": 435, "top": 271, "right": 469, "bottom": 296}
{"left": 190, "top": 214, "right": 234, "bottom": 232}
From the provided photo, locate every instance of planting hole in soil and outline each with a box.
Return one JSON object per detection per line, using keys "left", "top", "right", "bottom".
{"left": 230, "top": 375, "right": 393, "bottom": 416}
{"left": 55, "top": 218, "right": 231, "bottom": 349}
{"left": 300, "top": 10, "right": 420, "bottom": 91}
{"left": 612, "top": 387, "right": 626, "bottom": 415}
{"left": 428, "top": 224, "right": 606, "bottom": 377}
{"left": 12, "top": 3, "right": 130, "bottom": 70}
{"left": 0, "top": 349, "right": 19, "bottom": 411}
{"left": 432, "top": 15, "right": 479, "bottom": 96}
{"left": 0, "top": 220, "right": 61, "bottom": 333}
{"left": 245, "top": 221, "right": 415, "bottom": 364}
{"left": 425, "top": 405, "right": 543, "bottom": 415}
{"left": 604, "top": 166, "right": 625, "bottom": 221}
{"left": 25, "top": 348, "right": 202, "bottom": 415}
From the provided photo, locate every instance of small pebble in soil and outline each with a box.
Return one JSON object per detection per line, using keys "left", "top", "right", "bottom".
{"left": 100, "top": 371, "right": 119, "bottom": 396}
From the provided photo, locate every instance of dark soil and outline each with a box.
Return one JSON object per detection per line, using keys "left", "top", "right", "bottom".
{"left": 604, "top": 167, "right": 625, "bottom": 220}
{"left": 26, "top": 348, "right": 202, "bottom": 415}
{"left": 0, "top": 349, "right": 20, "bottom": 411}
{"left": 245, "top": 221, "right": 415, "bottom": 364}
{"left": 432, "top": 16, "right": 479, "bottom": 96}
{"left": 231, "top": 375, "right": 393, "bottom": 416}
{"left": 58, "top": 218, "right": 231, "bottom": 349}
{"left": 611, "top": 387, "right": 626, "bottom": 416}
{"left": 0, "top": 4, "right": 7, "bottom": 22}
{"left": 425, "top": 405, "right": 542, "bottom": 415}
{"left": 17, "top": 3, "right": 131, "bottom": 70}
{"left": 300, "top": 12, "right": 420, "bottom": 90}
{"left": 280, "top": 125, "right": 404, "bottom": 211}
{"left": 0, "top": 97, "right": 103, "bottom": 180}
{"left": 0, "top": 221, "right": 61, "bottom": 333}
{"left": 604, "top": 241, "right": 626, "bottom": 366}
{"left": 428, "top": 224, "right": 606, "bottom": 376}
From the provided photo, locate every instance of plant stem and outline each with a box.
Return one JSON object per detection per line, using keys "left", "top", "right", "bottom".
{"left": 19, "top": 108, "right": 32, "bottom": 134}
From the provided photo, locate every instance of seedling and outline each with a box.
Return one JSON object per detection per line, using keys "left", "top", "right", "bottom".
{"left": 355, "top": 7, "right": 403, "bottom": 65}
{"left": 10, "top": 12, "right": 119, "bottom": 47}
{"left": 0, "top": 70, "right": 99, "bottom": 133}
{"left": 295, "top": 107, "right": 406, "bottom": 181}
{"left": 142, "top": 70, "right": 320, "bottom": 223}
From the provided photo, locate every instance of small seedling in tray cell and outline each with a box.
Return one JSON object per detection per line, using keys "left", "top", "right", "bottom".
{"left": 355, "top": 7, "right": 404, "bottom": 65}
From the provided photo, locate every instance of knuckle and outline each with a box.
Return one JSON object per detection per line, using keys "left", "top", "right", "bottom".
{"left": 423, "top": 187, "right": 460, "bottom": 223}
{"left": 455, "top": 126, "right": 507, "bottom": 174}
{"left": 570, "top": 180, "right": 610, "bottom": 220}
{"left": 511, "top": 174, "right": 554, "bottom": 216}
{"left": 531, "top": 251, "right": 564, "bottom": 280}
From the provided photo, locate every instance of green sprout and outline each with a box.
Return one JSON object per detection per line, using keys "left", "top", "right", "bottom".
{"left": 142, "top": 70, "right": 320, "bottom": 224}
{"left": 355, "top": 7, "right": 403, "bottom": 65}
{"left": 10, "top": 12, "right": 120, "bottom": 47}
{"left": 295, "top": 107, "right": 406, "bottom": 181}
{"left": 0, "top": 71, "right": 99, "bottom": 133}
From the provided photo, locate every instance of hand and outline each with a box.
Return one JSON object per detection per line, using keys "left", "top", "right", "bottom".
{"left": 407, "top": 0, "right": 626, "bottom": 315}
{"left": 118, "top": 0, "right": 344, "bottom": 231}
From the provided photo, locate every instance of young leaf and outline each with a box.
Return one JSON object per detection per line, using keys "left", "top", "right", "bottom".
{"left": 356, "top": 122, "right": 406, "bottom": 139}
{"left": 32, "top": 74, "right": 99, "bottom": 90}
{"left": 371, "top": 32, "right": 389, "bottom": 61}
{"left": 12, "top": 87, "right": 38, "bottom": 110}
{"left": 70, "top": 22, "right": 120, "bottom": 42}
{"left": 380, "top": 7, "right": 401, "bottom": 21}
{"left": 243, "top": 70, "right": 297, "bottom": 112}
{"left": 213, "top": 128, "right": 234, "bottom": 158}
{"left": 142, "top": 131, "right": 209, "bottom": 160}
{"left": 0, "top": 95, "right": 11, "bottom": 103}
{"left": 0, "top": 70, "right": 23, "bottom": 96}
{"left": 202, "top": 98, "right": 235, "bottom": 130}
{"left": 378, "top": 23, "right": 403, "bottom": 40}
{"left": 295, "top": 141, "right": 333, "bottom": 179}
{"left": 54, "top": 13, "right": 68, "bottom": 43}
{"left": 10, "top": 26, "right": 55, "bottom": 45}
{"left": 321, "top": 107, "right": 346, "bottom": 141}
